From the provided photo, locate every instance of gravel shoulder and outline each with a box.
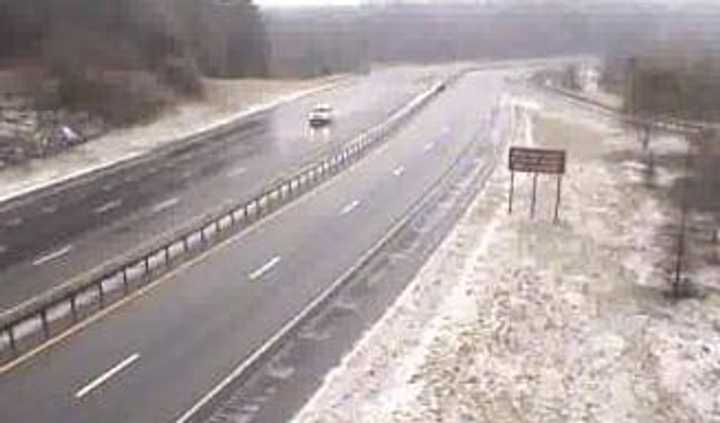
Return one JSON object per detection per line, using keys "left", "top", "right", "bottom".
{"left": 292, "top": 87, "right": 720, "bottom": 422}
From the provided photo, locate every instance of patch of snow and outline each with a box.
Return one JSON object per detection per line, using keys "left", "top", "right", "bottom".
{"left": 293, "top": 88, "right": 720, "bottom": 423}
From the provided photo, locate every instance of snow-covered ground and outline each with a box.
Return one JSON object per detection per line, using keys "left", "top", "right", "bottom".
{"left": 292, "top": 88, "right": 720, "bottom": 422}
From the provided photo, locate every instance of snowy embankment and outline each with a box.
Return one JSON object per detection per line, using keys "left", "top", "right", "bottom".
{"left": 293, "top": 89, "right": 720, "bottom": 422}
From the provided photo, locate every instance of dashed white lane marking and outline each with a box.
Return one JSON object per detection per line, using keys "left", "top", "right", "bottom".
{"left": 32, "top": 245, "right": 73, "bottom": 266}
{"left": 340, "top": 200, "right": 361, "bottom": 216}
{"left": 150, "top": 198, "right": 180, "bottom": 214}
{"left": 226, "top": 167, "right": 247, "bottom": 178}
{"left": 74, "top": 353, "right": 140, "bottom": 399}
{"left": 93, "top": 199, "right": 123, "bottom": 215}
{"left": 101, "top": 184, "right": 114, "bottom": 192}
{"left": 249, "top": 256, "right": 281, "bottom": 281}
{"left": 0, "top": 245, "right": 7, "bottom": 254}
{"left": 5, "top": 217, "right": 23, "bottom": 227}
{"left": 41, "top": 205, "right": 58, "bottom": 214}
{"left": 393, "top": 166, "right": 405, "bottom": 177}
{"left": 423, "top": 142, "right": 435, "bottom": 152}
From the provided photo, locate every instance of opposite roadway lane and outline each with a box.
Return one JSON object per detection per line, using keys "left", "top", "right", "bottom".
{"left": 0, "top": 69, "right": 509, "bottom": 422}
{"left": 0, "top": 65, "right": 452, "bottom": 311}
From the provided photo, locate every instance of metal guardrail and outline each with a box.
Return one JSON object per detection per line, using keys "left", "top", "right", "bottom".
{"left": 0, "top": 74, "right": 459, "bottom": 365}
{"left": 177, "top": 92, "right": 512, "bottom": 423}
{"left": 535, "top": 83, "right": 707, "bottom": 136}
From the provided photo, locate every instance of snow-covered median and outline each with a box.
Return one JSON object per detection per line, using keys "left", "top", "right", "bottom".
{"left": 293, "top": 91, "right": 720, "bottom": 422}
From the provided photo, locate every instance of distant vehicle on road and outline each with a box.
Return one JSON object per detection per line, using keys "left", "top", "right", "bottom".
{"left": 308, "top": 104, "right": 333, "bottom": 127}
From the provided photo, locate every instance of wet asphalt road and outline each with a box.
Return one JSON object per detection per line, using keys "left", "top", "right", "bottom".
{"left": 0, "top": 66, "right": 447, "bottom": 311}
{"left": 0, "top": 69, "right": 509, "bottom": 423}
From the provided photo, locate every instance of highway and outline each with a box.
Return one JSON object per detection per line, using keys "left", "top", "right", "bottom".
{"left": 0, "top": 69, "right": 508, "bottom": 422}
{"left": 0, "top": 65, "right": 451, "bottom": 312}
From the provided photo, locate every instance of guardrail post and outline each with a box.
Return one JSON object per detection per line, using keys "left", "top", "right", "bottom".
{"left": 41, "top": 308, "right": 49, "bottom": 339}
{"left": 183, "top": 236, "right": 190, "bottom": 253}
{"left": 7, "top": 326, "right": 16, "bottom": 356}
{"left": 144, "top": 257, "right": 151, "bottom": 280}
{"left": 215, "top": 220, "right": 221, "bottom": 236}
{"left": 122, "top": 269, "right": 129, "bottom": 294}
{"left": 164, "top": 246, "right": 170, "bottom": 266}
{"left": 200, "top": 227, "right": 206, "bottom": 244}
{"left": 70, "top": 293, "right": 78, "bottom": 323}
{"left": 98, "top": 281, "right": 105, "bottom": 308}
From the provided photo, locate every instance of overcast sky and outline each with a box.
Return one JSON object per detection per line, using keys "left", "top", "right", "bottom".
{"left": 255, "top": 0, "right": 361, "bottom": 6}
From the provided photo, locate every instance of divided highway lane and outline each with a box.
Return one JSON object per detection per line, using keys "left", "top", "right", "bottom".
{"left": 0, "top": 66, "right": 449, "bottom": 311}
{"left": 0, "top": 70, "right": 507, "bottom": 423}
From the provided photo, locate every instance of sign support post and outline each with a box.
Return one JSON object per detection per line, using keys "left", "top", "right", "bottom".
{"left": 508, "top": 170, "right": 515, "bottom": 214}
{"left": 507, "top": 146, "right": 567, "bottom": 223}
{"left": 554, "top": 175, "right": 563, "bottom": 223}
{"left": 531, "top": 173, "right": 538, "bottom": 219}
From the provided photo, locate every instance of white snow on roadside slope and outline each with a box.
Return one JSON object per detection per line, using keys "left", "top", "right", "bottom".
{"left": 294, "top": 89, "right": 720, "bottom": 422}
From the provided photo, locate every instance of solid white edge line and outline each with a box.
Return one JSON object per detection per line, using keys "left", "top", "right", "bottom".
{"left": 32, "top": 245, "right": 73, "bottom": 266}
{"left": 249, "top": 256, "right": 282, "bottom": 281}
{"left": 74, "top": 353, "right": 140, "bottom": 399}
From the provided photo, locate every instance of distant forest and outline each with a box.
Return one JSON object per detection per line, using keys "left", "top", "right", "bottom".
{"left": 3, "top": 0, "right": 720, "bottom": 78}
{"left": 267, "top": 1, "right": 720, "bottom": 77}
{"left": 0, "top": 0, "right": 268, "bottom": 78}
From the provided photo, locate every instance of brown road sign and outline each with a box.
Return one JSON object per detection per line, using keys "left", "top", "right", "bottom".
{"left": 508, "top": 146, "right": 567, "bottom": 223}
{"left": 509, "top": 147, "right": 566, "bottom": 175}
